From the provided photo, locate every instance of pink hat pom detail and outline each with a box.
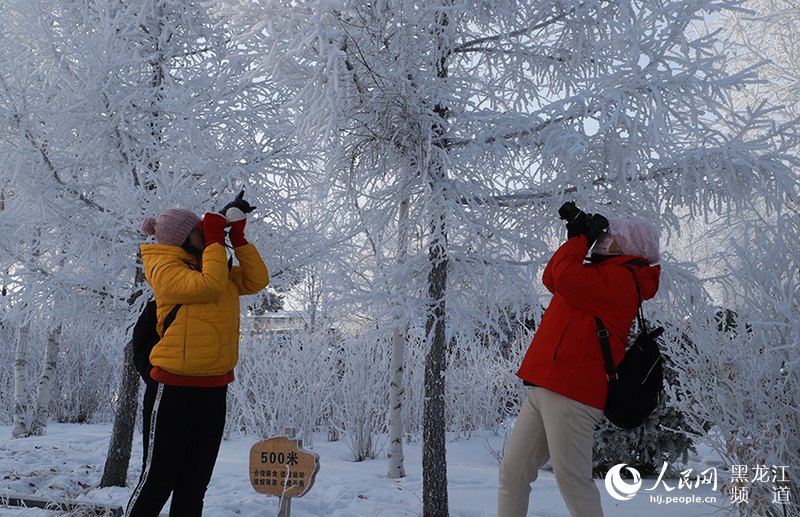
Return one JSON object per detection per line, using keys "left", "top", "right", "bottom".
{"left": 141, "top": 217, "right": 157, "bottom": 236}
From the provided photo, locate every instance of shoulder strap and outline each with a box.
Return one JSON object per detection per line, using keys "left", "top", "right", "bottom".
{"left": 159, "top": 304, "right": 182, "bottom": 337}
{"left": 596, "top": 261, "right": 648, "bottom": 381}
{"left": 595, "top": 317, "right": 617, "bottom": 381}
{"left": 624, "top": 265, "right": 648, "bottom": 334}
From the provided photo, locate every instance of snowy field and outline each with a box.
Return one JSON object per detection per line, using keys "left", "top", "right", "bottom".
{"left": 0, "top": 423, "right": 739, "bottom": 517}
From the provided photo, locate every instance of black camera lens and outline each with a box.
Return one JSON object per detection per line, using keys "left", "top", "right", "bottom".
{"left": 558, "top": 202, "right": 583, "bottom": 222}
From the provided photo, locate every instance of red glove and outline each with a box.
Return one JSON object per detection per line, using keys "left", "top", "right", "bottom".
{"left": 228, "top": 218, "right": 248, "bottom": 247}
{"left": 201, "top": 212, "right": 227, "bottom": 247}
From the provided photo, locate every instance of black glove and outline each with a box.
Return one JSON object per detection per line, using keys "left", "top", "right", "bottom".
{"left": 559, "top": 202, "right": 589, "bottom": 239}
{"left": 219, "top": 190, "right": 256, "bottom": 223}
{"left": 585, "top": 213, "right": 609, "bottom": 247}
{"left": 558, "top": 201, "right": 581, "bottom": 222}
{"left": 566, "top": 211, "right": 589, "bottom": 239}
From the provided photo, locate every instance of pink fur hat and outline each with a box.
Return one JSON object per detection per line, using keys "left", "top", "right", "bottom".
{"left": 608, "top": 216, "right": 660, "bottom": 263}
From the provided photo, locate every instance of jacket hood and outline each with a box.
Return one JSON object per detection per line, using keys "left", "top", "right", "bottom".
{"left": 590, "top": 254, "right": 660, "bottom": 301}
{"left": 622, "top": 257, "right": 660, "bottom": 301}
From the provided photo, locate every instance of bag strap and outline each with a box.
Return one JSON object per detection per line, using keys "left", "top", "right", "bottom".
{"left": 595, "top": 317, "right": 617, "bottom": 381}
{"left": 596, "top": 261, "right": 648, "bottom": 381}
{"left": 159, "top": 304, "right": 182, "bottom": 337}
{"left": 624, "top": 266, "right": 648, "bottom": 334}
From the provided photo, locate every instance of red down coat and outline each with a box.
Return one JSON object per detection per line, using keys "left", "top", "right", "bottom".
{"left": 516, "top": 235, "right": 661, "bottom": 410}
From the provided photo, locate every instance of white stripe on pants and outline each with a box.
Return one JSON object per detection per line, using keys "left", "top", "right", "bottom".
{"left": 125, "top": 382, "right": 164, "bottom": 517}
{"left": 498, "top": 387, "right": 604, "bottom": 517}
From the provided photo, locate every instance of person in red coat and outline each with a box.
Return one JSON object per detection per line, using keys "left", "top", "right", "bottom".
{"left": 497, "top": 204, "right": 661, "bottom": 517}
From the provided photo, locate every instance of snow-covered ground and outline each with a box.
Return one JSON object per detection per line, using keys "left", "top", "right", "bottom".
{"left": 0, "top": 423, "right": 738, "bottom": 516}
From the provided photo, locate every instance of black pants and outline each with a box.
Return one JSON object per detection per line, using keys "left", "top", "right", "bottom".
{"left": 125, "top": 381, "right": 227, "bottom": 517}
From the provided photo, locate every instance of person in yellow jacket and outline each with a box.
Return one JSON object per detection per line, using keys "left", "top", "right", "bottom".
{"left": 126, "top": 192, "right": 269, "bottom": 517}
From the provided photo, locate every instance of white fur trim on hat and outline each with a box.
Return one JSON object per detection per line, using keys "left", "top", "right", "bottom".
{"left": 608, "top": 216, "right": 660, "bottom": 263}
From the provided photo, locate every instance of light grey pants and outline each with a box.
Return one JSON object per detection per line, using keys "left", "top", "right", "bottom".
{"left": 498, "top": 387, "right": 604, "bottom": 517}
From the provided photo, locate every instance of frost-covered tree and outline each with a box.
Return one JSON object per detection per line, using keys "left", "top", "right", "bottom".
{"left": 0, "top": 0, "right": 303, "bottom": 484}
{"left": 217, "top": 0, "right": 798, "bottom": 514}
{"left": 714, "top": 0, "right": 800, "bottom": 122}
{"left": 667, "top": 200, "right": 799, "bottom": 516}
{"left": 673, "top": 5, "right": 800, "bottom": 514}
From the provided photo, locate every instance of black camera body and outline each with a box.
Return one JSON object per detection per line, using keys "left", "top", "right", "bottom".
{"left": 558, "top": 201, "right": 583, "bottom": 223}
{"left": 558, "top": 201, "right": 609, "bottom": 246}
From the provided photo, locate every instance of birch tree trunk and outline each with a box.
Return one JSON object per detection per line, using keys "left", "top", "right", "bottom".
{"left": 12, "top": 324, "right": 31, "bottom": 439}
{"left": 100, "top": 339, "right": 140, "bottom": 487}
{"left": 30, "top": 325, "right": 61, "bottom": 436}
{"left": 387, "top": 325, "right": 407, "bottom": 478}
{"left": 387, "top": 197, "right": 410, "bottom": 479}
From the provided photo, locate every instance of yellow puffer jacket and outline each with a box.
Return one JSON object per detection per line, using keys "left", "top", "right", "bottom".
{"left": 141, "top": 241, "right": 269, "bottom": 376}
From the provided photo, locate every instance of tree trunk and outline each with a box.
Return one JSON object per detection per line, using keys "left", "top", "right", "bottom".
{"left": 387, "top": 325, "right": 407, "bottom": 479}
{"left": 387, "top": 197, "right": 410, "bottom": 479}
{"left": 423, "top": 203, "right": 449, "bottom": 517}
{"left": 101, "top": 1, "right": 166, "bottom": 484}
{"left": 12, "top": 324, "right": 31, "bottom": 439}
{"left": 422, "top": 6, "right": 452, "bottom": 513}
{"left": 100, "top": 339, "right": 141, "bottom": 487}
{"left": 30, "top": 325, "right": 61, "bottom": 436}
{"left": 102, "top": 271, "right": 145, "bottom": 488}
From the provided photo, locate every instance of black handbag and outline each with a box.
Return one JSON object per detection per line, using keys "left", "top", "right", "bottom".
{"left": 596, "top": 266, "right": 664, "bottom": 429}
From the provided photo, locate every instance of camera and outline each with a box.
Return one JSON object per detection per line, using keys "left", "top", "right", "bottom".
{"left": 558, "top": 201, "right": 584, "bottom": 223}
{"left": 558, "top": 201, "right": 609, "bottom": 246}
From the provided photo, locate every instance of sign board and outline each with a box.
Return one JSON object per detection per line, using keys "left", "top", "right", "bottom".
{"left": 249, "top": 436, "right": 320, "bottom": 498}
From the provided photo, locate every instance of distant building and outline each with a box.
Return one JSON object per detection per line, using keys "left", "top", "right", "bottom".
{"left": 248, "top": 311, "right": 306, "bottom": 335}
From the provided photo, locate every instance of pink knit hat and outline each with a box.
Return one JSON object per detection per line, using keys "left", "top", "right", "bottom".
{"left": 140, "top": 208, "right": 200, "bottom": 246}
{"left": 608, "top": 216, "right": 660, "bottom": 263}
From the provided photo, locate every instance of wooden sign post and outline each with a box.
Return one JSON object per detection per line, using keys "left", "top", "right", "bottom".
{"left": 250, "top": 436, "right": 320, "bottom": 517}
